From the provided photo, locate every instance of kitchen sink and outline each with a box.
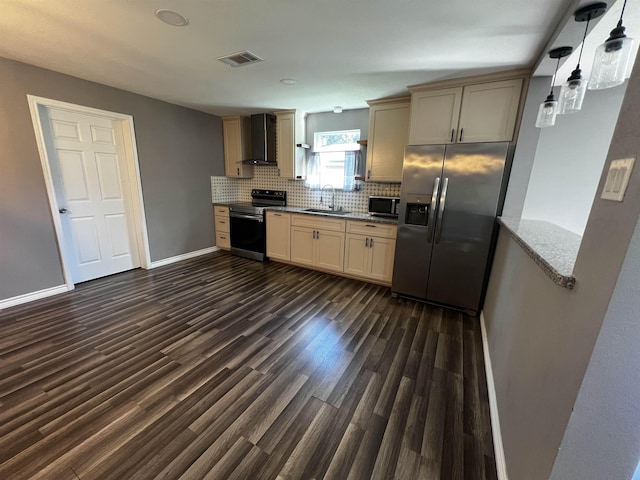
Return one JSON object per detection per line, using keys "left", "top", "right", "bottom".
{"left": 303, "top": 208, "right": 350, "bottom": 215}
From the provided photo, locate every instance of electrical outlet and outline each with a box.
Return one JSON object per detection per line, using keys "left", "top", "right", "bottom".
{"left": 601, "top": 157, "right": 635, "bottom": 202}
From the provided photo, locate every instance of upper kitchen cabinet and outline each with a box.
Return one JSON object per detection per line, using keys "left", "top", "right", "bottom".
{"left": 365, "top": 97, "right": 410, "bottom": 183}
{"left": 275, "top": 110, "right": 306, "bottom": 180}
{"left": 222, "top": 116, "right": 253, "bottom": 178}
{"left": 457, "top": 79, "right": 523, "bottom": 143}
{"left": 408, "top": 88, "right": 462, "bottom": 145}
{"left": 409, "top": 76, "right": 524, "bottom": 145}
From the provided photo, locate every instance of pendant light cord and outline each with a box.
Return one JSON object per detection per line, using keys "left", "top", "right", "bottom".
{"left": 576, "top": 16, "right": 591, "bottom": 68}
{"left": 618, "top": 0, "right": 628, "bottom": 28}
{"left": 550, "top": 55, "right": 561, "bottom": 96}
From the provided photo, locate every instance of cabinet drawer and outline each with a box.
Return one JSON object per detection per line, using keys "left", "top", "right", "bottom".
{"left": 214, "top": 205, "right": 229, "bottom": 216}
{"left": 266, "top": 211, "right": 290, "bottom": 220}
{"left": 346, "top": 221, "right": 397, "bottom": 239}
{"left": 216, "top": 232, "right": 230, "bottom": 249}
{"left": 215, "top": 216, "right": 230, "bottom": 233}
{"left": 291, "top": 214, "right": 346, "bottom": 232}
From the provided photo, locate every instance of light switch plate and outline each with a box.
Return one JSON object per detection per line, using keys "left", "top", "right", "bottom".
{"left": 601, "top": 157, "right": 635, "bottom": 202}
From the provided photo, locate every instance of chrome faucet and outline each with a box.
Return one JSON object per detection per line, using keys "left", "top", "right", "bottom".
{"left": 320, "top": 184, "right": 336, "bottom": 210}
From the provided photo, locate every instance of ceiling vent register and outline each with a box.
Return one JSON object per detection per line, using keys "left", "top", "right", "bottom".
{"left": 217, "top": 50, "right": 264, "bottom": 67}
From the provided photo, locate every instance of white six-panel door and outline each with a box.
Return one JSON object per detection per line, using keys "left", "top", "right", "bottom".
{"left": 41, "top": 107, "right": 140, "bottom": 283}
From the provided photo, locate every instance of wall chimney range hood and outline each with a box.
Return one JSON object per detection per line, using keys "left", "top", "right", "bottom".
{"left": 242, "top": 113, "right": 277, "bottom": 165}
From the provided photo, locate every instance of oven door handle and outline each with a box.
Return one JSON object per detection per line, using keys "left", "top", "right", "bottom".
{"left": 230, "top": 213, "right": 264, "bottom": 222}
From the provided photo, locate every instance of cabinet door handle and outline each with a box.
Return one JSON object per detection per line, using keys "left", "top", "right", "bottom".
{"left": 316, "top": 231, "right": 319, "bottom": 239}
{"left": 237, "top": 167, "right": 240, "bottom": 175}
{"left": 459, "top": 128, "right": 464, "bottom": 142}
{"left": 313, "top": 230, "right": 316, "bottom": 239}
{"left": 370, "top": 238, "right": 374, "bottom": 248}
{"left": 365, "top": 224, "right": 377, "bottom": 228}
{"left": 365, "top": 237, "right": 369, "bottom": 247}
{"left": 277, "top": 168, "right": 281, "bottom": 176}
{"left": 274, "top": 213, "right": 282, "bottom": 217}
{"left": 451, "top": 129, "right": 455, "bottom": 143}
{"left": 367, "top": 170, "right": 371, "bottom": 179}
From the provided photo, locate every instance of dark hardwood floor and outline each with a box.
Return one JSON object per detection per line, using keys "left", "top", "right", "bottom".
{"left": 0, "top": 251, "right": 497, "bottom": 479}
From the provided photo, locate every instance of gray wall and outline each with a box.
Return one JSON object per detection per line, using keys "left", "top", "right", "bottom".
{"left": 483, "top": 59, "right": 640, "bottom": 479}
{"left": 521, "top": 80, "right": 627, "bottom": 235}
{"left": 550, "top": 214, "right": 640, "bottom": 480}
{"left": 548, "top": 59, "right": 640, "bottom": 479}
{"left": 0, "top": 56, "right": 224, "bottom": 301}
{"left": 305, "top": 108, "right": 369, "bottom": 147}
{"left": 502, "top": 76, "right": 547, "bottom": 217}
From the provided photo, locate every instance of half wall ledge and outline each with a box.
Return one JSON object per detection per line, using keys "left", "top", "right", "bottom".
{"left": 497, "top": 217, "right": 580, "bottom": 289}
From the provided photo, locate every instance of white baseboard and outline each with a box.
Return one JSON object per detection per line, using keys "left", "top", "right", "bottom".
{"left": 0, "top": 285, "right": 69, "bottom": 310}
{"left": 480, "top": 311, "right": 509, "bottom": 480}
{"left": 147, "top": 246, "right": 219, "bottom": 269}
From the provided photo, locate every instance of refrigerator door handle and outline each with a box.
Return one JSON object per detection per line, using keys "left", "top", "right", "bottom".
{"left": 435, "top": 177, "right": 449, "bottom": 244}
{"left": 426, "top": 177, "right": 441, "bottom": 243}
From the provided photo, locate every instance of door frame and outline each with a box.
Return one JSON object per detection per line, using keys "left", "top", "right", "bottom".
{"left": 27, "top": 95, "right": 151, "bottom": 291}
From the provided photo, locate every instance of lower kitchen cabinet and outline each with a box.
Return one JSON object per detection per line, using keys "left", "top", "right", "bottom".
{"left": 344, "top": 233, "right": 396, "bottom": 283}
{"left": 368, "top": 235, "right": 396, "bottom": 282}
{"left": 344, "top": 234, "right": 369, "bottom": 278}
{"left": 272, "top": 213, "right": 396, "bottom": 285}
{"left": 214, "top": 205, "right": 231, "bottom": 250}
{"left": 291, "top": 227, "right": 315, "bottom": 266}
{"left": 266, "top": 211, "right": 291, "bottom": 261}
{"left": 315, "top": 229, "right": 345, "bottom": 272}
{"left": 291, "top": 226, "right": 344, "bottom": 272}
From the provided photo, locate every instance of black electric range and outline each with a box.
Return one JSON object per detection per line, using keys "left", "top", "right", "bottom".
{"left": 227, "top": 189, "right": 286, "bottom": 261}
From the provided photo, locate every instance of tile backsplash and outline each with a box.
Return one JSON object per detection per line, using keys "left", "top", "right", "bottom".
{"left": 211, "top": 166, "right": 401, "bottom": 213}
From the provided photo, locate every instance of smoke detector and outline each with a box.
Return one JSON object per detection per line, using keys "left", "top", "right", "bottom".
{"left": 217, "top": 50, "right": 264, "bottom": 67}
{"left": 155, "top": 9, "right": 189, "bottom": 27}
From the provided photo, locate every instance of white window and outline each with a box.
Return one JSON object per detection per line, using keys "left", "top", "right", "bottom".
{"left": 314, "top": 130, "right": 361, "bottom": 152}
{"left": 307, "top": 129, "right": 361, "bottom": 190}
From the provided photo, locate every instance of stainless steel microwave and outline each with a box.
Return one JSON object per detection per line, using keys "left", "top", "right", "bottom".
{"left": 368, "top": 196, "right": 400, "bottom": 217}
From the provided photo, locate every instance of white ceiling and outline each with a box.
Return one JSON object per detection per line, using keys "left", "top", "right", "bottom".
{"left": 1, "top": 0, "right": 578, "bottom": 116}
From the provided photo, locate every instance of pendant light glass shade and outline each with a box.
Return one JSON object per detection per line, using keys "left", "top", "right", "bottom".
{"left": 536, "top": 46, "right": 572, "bottom": 128}
{"left": 536, "top": 94, "right": 558, "bottom": 127}
{"left": 589, "top": 0, "right": 634, "bottom": 90}
{"left": 558, "top": 3, "right": 607, "bottom": 114}
{"left": 558, "top": 69, "right": 587, "bottom": 114}
{"left": 588, "top": 33, "right": 635, "bottom": 89}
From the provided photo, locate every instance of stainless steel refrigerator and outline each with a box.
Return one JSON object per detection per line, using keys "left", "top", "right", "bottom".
{"left": 391, "top": 142, "right": 510, "bottom": 315}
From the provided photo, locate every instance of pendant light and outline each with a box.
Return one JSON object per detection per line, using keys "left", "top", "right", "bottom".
{"left": 559, "top": 3, "right": 608, "bottom": 114}
{"left": 589, "top": 0, "right": 635, "bottom": 90}
{"left": 536, "top": 47, "right": 573, "bottom": 128}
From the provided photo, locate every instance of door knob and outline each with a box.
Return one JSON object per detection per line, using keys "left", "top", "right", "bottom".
{"left": 58, "top": 207, "right": 68, "bottom": 214}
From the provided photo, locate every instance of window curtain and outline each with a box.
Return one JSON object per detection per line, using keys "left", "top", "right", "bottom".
{"left": 304, "top": 152, "right": 321, "bottom": 189}
{"left": 343, "top": 149, "right": 364, "bottom": 192}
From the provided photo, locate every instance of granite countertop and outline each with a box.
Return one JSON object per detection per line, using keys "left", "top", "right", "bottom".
{"left": 266, "top": 206, "right": 398, "bottom": 225}
{"left": 213, "top": 202, "right": 397, "bottom": 225}
{"left": 497, "top": 217, "right": 581, "bottom": 289}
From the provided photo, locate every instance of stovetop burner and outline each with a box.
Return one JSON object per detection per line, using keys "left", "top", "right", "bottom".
{"left": 228, "top": 189, "right": 287, "bottom": 215}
